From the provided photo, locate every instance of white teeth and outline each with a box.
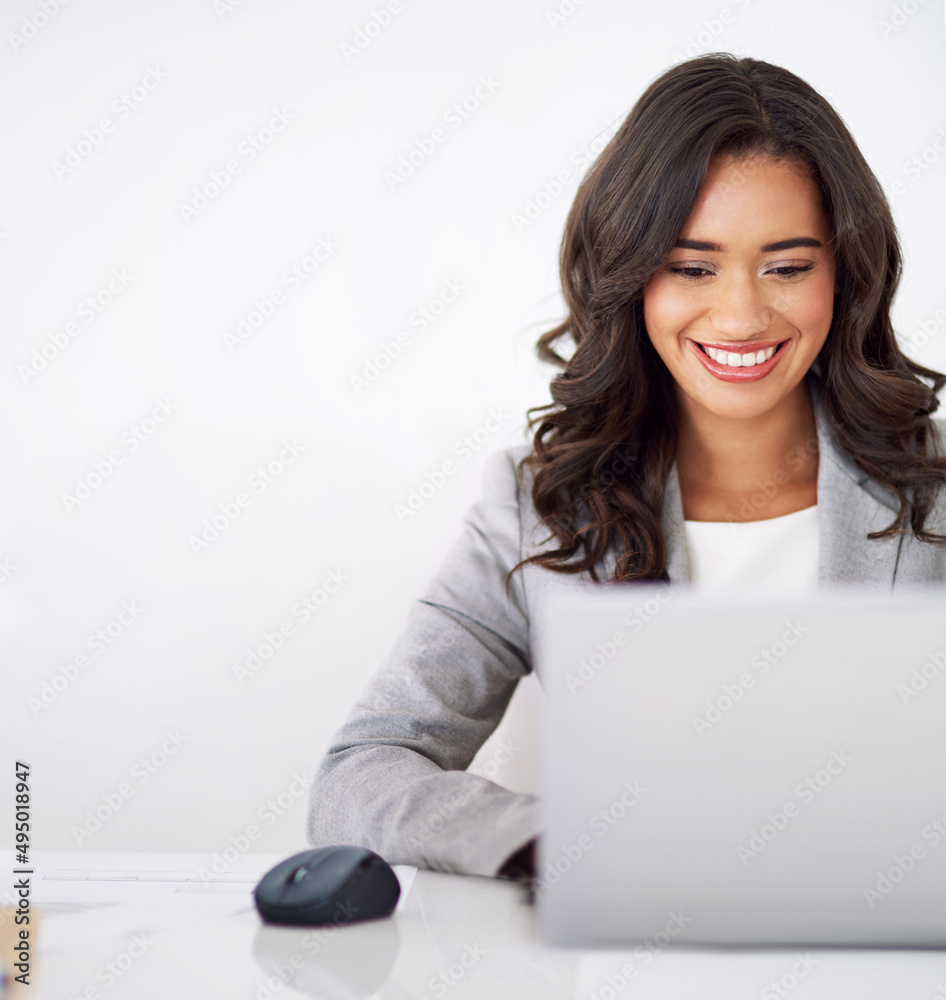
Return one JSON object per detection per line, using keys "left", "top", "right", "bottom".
{"left": 703, "top": 345, "right": 778, "bottom": 367}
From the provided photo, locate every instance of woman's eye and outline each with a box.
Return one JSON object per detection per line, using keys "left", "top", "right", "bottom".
{"left": 767, "top": 265, "right": 814, "bottom": 279}
{"left": 666, "top": 263, "right": 815, "bottom": 281}
{"left": 667, "top": 266, "right": 713, "bottom": 280}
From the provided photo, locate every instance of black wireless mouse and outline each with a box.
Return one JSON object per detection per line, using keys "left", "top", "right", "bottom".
{"left": 254, "top": 846, "right": 401, "bottom": 927}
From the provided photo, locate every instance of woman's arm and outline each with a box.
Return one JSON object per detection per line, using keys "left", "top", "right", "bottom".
{"left": 306, "top": 447, "right": 542, "bottom": 877}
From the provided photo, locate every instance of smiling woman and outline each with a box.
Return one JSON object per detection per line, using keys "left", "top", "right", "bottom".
{"left": 642, "top": 154, "right": 837, "bottom": 522}
{"left": 516, "top": 52, "right": 946, "bottom": 584}
{"left": 306, "top": 53, "right": 946, "bottom": 880}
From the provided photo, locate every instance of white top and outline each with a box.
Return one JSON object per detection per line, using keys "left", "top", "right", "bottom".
{"left": 683, "top": 504, "right": 819, "bottom": 593}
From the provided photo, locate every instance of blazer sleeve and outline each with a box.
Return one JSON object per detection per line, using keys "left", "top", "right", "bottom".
{"left": 305, "top": 446, "right": 542, "bottom": 877}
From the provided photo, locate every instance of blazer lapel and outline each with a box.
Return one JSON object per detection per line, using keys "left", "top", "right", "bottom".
{"left": 812, "top": 390, "right": 903, "bottom": 590}
{"left": 662, "top": 463, "right": 690, "bottom": 585}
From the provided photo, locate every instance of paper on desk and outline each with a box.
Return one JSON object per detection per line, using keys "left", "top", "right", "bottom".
{"left": 38, "top": 865, "right": 417, "bottom": 954}
{"left": 392, "top": 864, "right": 416, "bottom": 901}
{"left": 39, "top": 898, "right": 252, "bottom": 954}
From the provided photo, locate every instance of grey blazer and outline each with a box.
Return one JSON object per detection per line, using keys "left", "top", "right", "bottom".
{"left": 306, "top": 386, "right": 946, "bottom": 877}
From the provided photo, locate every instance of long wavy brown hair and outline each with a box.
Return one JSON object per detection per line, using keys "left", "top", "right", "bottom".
{"left": 508, "top": 52, "right": 946, "bottom": 587}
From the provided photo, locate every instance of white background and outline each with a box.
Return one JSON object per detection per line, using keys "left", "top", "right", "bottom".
{"left": 3, "top": 0, "right": 945, "bottom": 856}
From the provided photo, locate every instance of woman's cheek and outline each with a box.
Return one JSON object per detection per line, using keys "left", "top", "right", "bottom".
{"left": 776, "top": 273, "right": 836, "bottom": 332}
{"left": 643, "top": 277, "right": 696, "bottom": 340}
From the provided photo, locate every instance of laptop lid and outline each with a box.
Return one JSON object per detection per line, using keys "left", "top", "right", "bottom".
{"left": 535, "top": 585, "right": 946, "bottom": 947}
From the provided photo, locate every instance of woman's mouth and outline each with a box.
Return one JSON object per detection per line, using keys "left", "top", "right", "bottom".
{"left": 688, "top": 338, "right": 789, "bottom": 382}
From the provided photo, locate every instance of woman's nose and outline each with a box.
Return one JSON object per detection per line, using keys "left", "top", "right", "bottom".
{"left": 708, "top": 274, "right": 776, "bottom": 341}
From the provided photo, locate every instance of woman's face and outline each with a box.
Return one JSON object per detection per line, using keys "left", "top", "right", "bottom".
{"left": 642, "top": 155, "right": 837, "bottom": 425}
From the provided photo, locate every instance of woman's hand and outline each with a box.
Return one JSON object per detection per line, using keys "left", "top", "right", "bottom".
{"left": 497, "top": 838, "right": 536, "bottom": 881}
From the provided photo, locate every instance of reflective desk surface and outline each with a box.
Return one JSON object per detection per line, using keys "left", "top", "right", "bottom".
{"left": 9, "top": 852, "right": 946, "bottom": 999}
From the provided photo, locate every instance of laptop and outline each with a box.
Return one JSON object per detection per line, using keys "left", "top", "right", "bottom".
{"left": 534, "top": 585, "right": 946, "bottom": 947}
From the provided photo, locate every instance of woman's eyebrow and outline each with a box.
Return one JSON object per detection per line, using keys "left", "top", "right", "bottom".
{"left": 673, "top": 237, "right": 825, "bottom": 252}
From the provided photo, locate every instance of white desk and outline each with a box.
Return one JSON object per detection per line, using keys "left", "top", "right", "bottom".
{"left": 14, "top": 852, "right": 946, "bottom": 999}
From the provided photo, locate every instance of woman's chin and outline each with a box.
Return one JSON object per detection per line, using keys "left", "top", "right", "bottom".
{"left": 677, "top": 384, "right": 783, "bottom": 423}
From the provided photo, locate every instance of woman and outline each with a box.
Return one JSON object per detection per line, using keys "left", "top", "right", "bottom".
{"left": 306, "top": 53, "right": 946, "bottom": 880}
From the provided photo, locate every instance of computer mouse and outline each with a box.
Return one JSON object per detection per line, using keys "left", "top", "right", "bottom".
{"left": 254, "top": 846, "right": 401, "bottom": 927}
